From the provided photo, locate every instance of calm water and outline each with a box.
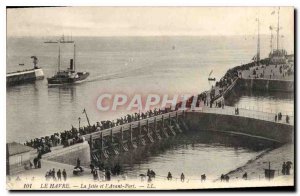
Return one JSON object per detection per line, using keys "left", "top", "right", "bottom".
{"left": 121, "top": 131, "right": 274, "bottom": 180}
{"left": 125, "top": 143, "right": 257, "bottom": 181}
{"left": 228, "top": 90, "right": 294, "bottom": 116}
{"left": 6, "top": 36, "right": 294, "bottom": 178}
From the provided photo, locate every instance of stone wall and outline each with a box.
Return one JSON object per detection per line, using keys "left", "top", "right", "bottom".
{"left": 43, "top": 142, "right": 91, "bottom": 167}
{"left": 236, "top": 78, "right": 294, "bottom": 92}
{"left": 185, "top": 112, "right": 294, "bottom": 144}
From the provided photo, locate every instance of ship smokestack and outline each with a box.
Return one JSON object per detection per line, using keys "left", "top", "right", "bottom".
{"left": 70, "top": 59, "right": 74, "bottom": 70}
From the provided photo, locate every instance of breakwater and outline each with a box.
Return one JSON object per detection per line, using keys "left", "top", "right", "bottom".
{"left": 235, "top": 78, "right": 293, "bottom": 93}
{"left": 184, "top": 110, "right": 293, "bottom": 144}
{"left": 6, "top": 68, "right": 44, "bottom": 86}
{"left": 83, "top": 110, "right": 187, "bottom": 163}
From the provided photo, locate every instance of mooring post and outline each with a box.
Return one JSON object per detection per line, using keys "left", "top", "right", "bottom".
{"left": 154, "top": 117, "right": 157, "bottom": 130}
{"left": 130, "top": 124, "right": 133, "bottom": 142}
{"left": 110, "top": 128, "right": 113, "bottom": 143}
{"left": 176, "top": 111, "right": 178, "bottom": 123}
{"left": 100, "top": 132, "right": 103, "bottom": 151}
{"left": 139, "top": 121, "right": 142, "bottom": 135}
{"left": 89, "top": 134, "right": 93, "bottom": 150}
{"left": 169, "top": 113, "right": 171, "bottom": 126}
{"left": 147, "top": 119, "right": 149, "bottom": 134}
{"left": 162, "top": 115, "right": 164, "bottom": 129}
{"left": 120, "top": 126, "right": 123, "bottom": 142}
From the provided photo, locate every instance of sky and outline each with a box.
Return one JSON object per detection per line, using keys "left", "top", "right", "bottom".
{"left": 7, "top": 7, "right": 294, "bottom": 38}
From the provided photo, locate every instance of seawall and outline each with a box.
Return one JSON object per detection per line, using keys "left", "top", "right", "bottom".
{"left": 42, "top": 141, "right": 91, "bottom": 167}
{"left": 6, "top": 68, "right": 44, "bottom": 86}
{"left": 185, "top": 112, "right": 293, "bottom": 144}
{"left": 236, "top": 78, "right": 293, "bottom": 92}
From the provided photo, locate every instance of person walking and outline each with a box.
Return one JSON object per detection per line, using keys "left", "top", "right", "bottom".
{"left": 180, "top": 173, "right": 185, "bottom": 182}
{"left": 286, "top": 115, "right": 290, "bottom": 124}
{"left": 76, "top": 158, "right": 81, "bottom": 168}
{"left": 147, "top": 169, "right": 151, "bottom": 177}
{"left": 286, "top": 162, "right": 291, "bottom": 175}
{"left": 282, "top": 162, "right": 286, "bottom": 175}
{"left": 57, "top": 169, "right": 62, "bottom": 181}
{"left": 105, "top": 169, "right": 111, "bottom": 181}
{"left": 167, "top": 172, "right": 172, "bottom": 181}
{"left": 62, "top": 169, "right": 67, "bottom": 181}
{"left": 52, "top": 168, "right": 56, "bottom": 181}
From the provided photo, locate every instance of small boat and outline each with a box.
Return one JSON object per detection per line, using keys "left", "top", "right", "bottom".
{"left": 44, "top": 40, "right": 58, "bottom": 43}
{"left": 47, "top": 42, "right": 89, "bottom": 85}
{"left": 59, "top": 34, "right": 74, "bottom": 43}
{"left": 44, "top": 35, "right": 74, "bottom": 44}
{"left": 208, "top": 70, "right": 216, "bottom": 81}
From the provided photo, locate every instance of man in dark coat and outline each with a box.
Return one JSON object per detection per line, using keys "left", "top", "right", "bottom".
{"left": 57, "top": 169, "right": 62, "bottom": 181}
{"left": 62, "top": 169, "right": 67, "bottom": 181}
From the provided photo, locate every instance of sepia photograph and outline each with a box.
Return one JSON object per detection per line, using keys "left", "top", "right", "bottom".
{"left": 5, "top": 6, "right": 294, "bottom": 190}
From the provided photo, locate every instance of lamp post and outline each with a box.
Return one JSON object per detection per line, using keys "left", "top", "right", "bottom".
{"left": 78, "top": 117, "right": 81, "bottom": 130}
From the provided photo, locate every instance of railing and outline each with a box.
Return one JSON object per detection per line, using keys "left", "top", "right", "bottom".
{"left": 242, "top": 77, "right": 294, "bottom": 82}
{"left": 194, "top": 106, "right": 294, "bottom": 125}
{"left": 234, "top": 104, "right": 294, "bottom": 117}
{"left": 212, "top": 77, "right": 239, "bottom": 103}
{"left": 83, "top": 110, "right": 185, "bottom": 140}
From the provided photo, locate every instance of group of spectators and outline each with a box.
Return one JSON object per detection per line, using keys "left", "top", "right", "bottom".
{"left": 45, "top": 168, "right": 67, "bottom": 181}
{"left": 89, "top": 162, "right": 124, "bottom": 181}
{"left": 24, "top": 107, "right": 176, "bottom": 154}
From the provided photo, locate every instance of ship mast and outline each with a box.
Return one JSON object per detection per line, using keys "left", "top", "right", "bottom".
{"left": 256, "top": 18, "right": 260, "bottom": 66}
{"left": 58, "top": 44, "right": 61, "bottom": 72}
{"left": 73, "top": 43, "right": 76, "bottom": 71}
{"left": 270, "top": 26, "right": 273, "bottom": 53}
{"left": 276, "top": 7, "right": 280, "bottom": 50}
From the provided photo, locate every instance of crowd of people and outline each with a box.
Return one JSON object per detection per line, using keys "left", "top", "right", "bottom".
{"left": 24, "top": 107, "right": 175, "bottom": 154}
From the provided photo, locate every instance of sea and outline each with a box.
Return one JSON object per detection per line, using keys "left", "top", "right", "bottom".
{"left": 6, "top": 36, "right": 294, "bottom": 180}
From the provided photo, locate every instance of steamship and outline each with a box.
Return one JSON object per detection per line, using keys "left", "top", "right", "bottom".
{"left": 47, "top": 42, "right": 89, "bottom": 85}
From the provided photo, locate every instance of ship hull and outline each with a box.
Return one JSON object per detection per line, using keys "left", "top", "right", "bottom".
{"left": 6, "top": 68, "right": 44, "bottom": 86}
{"left": 47, "top": 72, "right": 89, "bottom": 85}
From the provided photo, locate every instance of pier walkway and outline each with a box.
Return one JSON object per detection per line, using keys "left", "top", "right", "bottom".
{"left": 239, "top": 63, "right": 294, "bottom": 81}
{"left": 83, "top": 110, "right": 185, "bottom": 141}
{"left": 194, "top": 106, "right": 294, "bottom": 126}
